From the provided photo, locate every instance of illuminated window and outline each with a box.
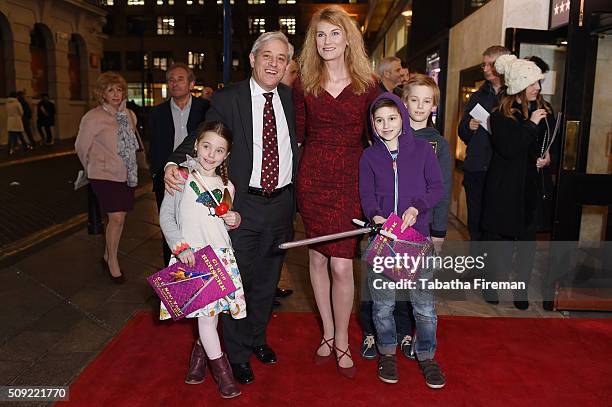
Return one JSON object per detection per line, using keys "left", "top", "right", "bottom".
{"left": 248, "top": 17, "right": 266, "bottom": 34}
{"left": 216, "top": 0, "right": 235, "bottom": 4}
{"left": 278, "top": 0, "right": 296, "bottom": 4}
{"left": 127, "top": 0, "right": 145, "bottom": 5}
{"left": 279, "top": 17, "right": 296, "bottom": 35}
{"left": 152, "top": 52, "right": 172, "bottom": 70}
{"left": 188, "top": 52, "right": 206, "bottom": 70}
{"left": 248, "top": 0, "right": 266, "bottom": 4}
{"left": 187, "top": 0, "right": 204, "bottom": 4}
{"left": 103, "top": 0, "right": 114, "bottom": 5}
{"left": 157, "top": 17, "right": 175, "bottom": 35}
{"left": 156, "top": 0, "right": 175, "bottom": 4}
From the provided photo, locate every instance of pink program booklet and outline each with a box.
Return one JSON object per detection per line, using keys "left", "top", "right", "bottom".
{"left": 147, "top": 246, "right": 237, "bottom": 320}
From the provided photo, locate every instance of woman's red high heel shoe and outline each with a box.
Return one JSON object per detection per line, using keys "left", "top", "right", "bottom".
{"left": 314, "top": 337, "right": 334, "bottom": 365}
{"left": 334, "top": 345, "right": 356, "bottom": 379}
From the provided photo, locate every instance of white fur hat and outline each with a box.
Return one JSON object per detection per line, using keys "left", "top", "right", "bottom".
{"left": 494, "top": 54, "right": 544, "bottom": 95}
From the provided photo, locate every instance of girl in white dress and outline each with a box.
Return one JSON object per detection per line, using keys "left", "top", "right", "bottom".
{"left": 159, "top": 121, "right": 245, "bottom": 398}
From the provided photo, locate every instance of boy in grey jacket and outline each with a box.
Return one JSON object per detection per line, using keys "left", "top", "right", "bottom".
{"left": 402, "top": 74, "right": 452, "bottom": 252}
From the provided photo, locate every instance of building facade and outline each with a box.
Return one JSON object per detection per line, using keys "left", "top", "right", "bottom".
{"left": 0, "top": 0, "right": 106, "bottom": 146}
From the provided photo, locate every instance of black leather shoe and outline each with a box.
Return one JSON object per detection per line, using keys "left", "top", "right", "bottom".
{"left": 230, "top": 362, "right": 254, "bottom": 384}
{"left": 253, "top": 344, "right": 277, "bottom": 364}
{"left": 275, "top": 287, "right": 294, "bottom": 298}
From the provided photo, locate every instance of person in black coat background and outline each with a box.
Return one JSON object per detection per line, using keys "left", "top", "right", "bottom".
{"left": 481, "top": 55, "right": 551, "bottom": 310}
{"left": 149, "top": 63, "right": 209, "bottom": 265}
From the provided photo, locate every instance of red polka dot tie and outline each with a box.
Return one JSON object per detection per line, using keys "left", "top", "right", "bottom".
{"left": 261, "top": 92, "right": 279, "bottom": 193}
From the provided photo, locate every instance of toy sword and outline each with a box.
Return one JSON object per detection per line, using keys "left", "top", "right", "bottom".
{"left": 278, "top": 219, "right": 397, "bottom": 249}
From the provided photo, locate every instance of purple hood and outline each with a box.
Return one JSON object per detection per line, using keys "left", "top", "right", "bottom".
{"left": 359, "top": 92, "right": 444, "bottom": 236}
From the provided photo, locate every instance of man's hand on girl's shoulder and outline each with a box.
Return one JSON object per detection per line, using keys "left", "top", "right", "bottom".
{"left": 164, "top": 164, "right": 185, "bottom": 195}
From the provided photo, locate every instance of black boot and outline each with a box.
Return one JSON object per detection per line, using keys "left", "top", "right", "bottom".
{"left": 208, "top": 354, "right": 241, "bottom": 398}
{"left": 185, "top": 339, "right": 207, "bottom": 384}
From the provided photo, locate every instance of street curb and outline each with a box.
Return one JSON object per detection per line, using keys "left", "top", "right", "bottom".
{"left": 0, "top": 182, "right": 152, "bottom": 264}
{"left": 0, "top": 150, "right": 75, "bottom": 168}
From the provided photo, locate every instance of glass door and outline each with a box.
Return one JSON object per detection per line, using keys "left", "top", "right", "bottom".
{"left": 550, "top": 0, "right": 612, "bottom": 310}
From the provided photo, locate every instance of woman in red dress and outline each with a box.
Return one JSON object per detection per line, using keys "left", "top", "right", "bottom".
{"left": 294, "top": 5, "right": 379, "bottom": 378}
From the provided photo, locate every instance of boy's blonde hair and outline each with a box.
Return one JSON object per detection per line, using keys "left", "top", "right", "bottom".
{"left": 298, "top": 5, "right": 374, "bottom": 96}
{"left": 401, "top": 74, "right": 440, "bottom": 107}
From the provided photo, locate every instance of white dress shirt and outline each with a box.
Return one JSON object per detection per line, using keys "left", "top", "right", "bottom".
{"left": 249, "top": 78, "right": 292, "bottom": 189}
{"left": 170, "top": 95, "right": 192, "bottom": 151}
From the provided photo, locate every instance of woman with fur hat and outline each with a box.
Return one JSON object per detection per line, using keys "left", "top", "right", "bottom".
{"left": 480, "top": 55, "right": 551, "bottom": 310}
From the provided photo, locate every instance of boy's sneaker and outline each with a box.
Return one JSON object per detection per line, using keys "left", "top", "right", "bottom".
{"left": 418, "top": 359, "right": 446, "bottom": 389}
{"left": 399, "top": 335, "right": 415, "bottom": 360}
{"left": 377, "top": 354, "right": 398, "bottom": 384}
{"left": 360, "top": 334, "right": 377, "bottom": 360}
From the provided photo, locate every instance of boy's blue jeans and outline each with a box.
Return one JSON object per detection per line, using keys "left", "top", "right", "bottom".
{"left": 369, "top": 269, "right": 437, "bottom": 361}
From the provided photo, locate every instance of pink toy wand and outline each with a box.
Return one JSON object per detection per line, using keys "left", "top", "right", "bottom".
{"left": 278, "top": 219, "right": 397, "bottom": 250}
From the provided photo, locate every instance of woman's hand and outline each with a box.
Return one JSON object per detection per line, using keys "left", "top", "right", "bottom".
{"left": 221, "top": 211, "right": 241, "bottom": 229}
{"left": 164, "top": 164, "right": 185, "bottom": 195}
{"left": 372, "top": 215, "right": 387, "bottom": 225}
{"left": 468, "top": 118, "right": 481, "bottom": 131}
{"left": 177, "top": 249, "right": 195, "bottom": 267}
{"left": 401, "top": 207, "right": 419, "bottom": 232}
{"left": 536, "top": 151, "right": 551, "bottom": 169}
{"left": 530, "top": 109, "right": 547, "bottom": 125}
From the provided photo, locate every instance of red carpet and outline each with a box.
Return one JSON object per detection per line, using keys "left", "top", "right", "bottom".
{"left": 58, "top": 312, "right": 612, "bottom": 407}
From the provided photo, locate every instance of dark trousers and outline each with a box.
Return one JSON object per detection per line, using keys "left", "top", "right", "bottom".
{"left": 22, "top": 119, "right": 37, "bottom": 145}
{"left": 359, "top": 300, "right": 414, "bottom": 338}
{"left": 8, "top": 131, "right": 28, "bottom": 151}
{"left": 482, "top": 220, "right": 537, "bottom": 302}
{"left": 462, "top": 170, "right": 487, "bottom": 241}
{"left": 153, "top": 176, "right": 172, "bottom": 266}
{"left": 221, "top": 189, "right": 294, "bottom": 364}
{"left": 38, "top": 124, "right": 53, "bottom": 143}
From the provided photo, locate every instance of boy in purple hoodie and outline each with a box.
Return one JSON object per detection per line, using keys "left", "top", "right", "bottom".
{"left": 359, "top": 92, "right": 445, "bottom": 388}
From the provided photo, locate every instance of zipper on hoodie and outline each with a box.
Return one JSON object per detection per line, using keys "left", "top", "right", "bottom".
{"left": 381, "top": 141, "right": 399, "bottom": 215}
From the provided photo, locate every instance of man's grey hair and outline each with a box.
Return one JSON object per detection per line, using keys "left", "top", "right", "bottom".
{"left": 376, "top": 56, "right": 401, "bottom": 77}
{"left": 250, "top": 31, "right": 294, "bottom": 60}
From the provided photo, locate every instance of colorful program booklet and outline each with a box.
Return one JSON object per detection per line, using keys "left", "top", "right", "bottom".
{"left": 147, "top": 246, "right": 237, "bottom": 321}
{"left": 363, "top": 213, "right": 432, "bottom": 282}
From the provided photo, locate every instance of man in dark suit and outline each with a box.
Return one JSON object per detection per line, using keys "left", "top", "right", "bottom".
{"left": 164, "top": 32, "right": 297, "bottom": 385}
{"left": 149, "top": 62, "right": 209, "bottom": 265}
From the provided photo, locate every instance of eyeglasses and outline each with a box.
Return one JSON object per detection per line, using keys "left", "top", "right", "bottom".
{"left": 480, "top": 62, "right": 494, "bottom": 70}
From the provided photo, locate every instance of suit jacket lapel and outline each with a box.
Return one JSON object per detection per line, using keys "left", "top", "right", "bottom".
{"left": 236, "top": 80, "right": 254, "bottom": 161}
{"left": 165, "top": 101, "right": 175, "bottom": 153}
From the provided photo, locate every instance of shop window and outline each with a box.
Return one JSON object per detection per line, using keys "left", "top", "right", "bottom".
{"left": 278, "top": 0, "right": 296, "bottom": 4}
{"left": 186, "top": 0, "right": 204, "bottom": 4}
{"left": 188, "top": 52, "right": 206, "bottom": 70}
{"left": 156, "top": 0, "right": 175, "bottom": 4}
{"left": 279, "top": 17, "right": 296, "bottom": 35}
{"left": 216, "top": 0, "right": 235, "bottom": 4}
{"left": 248, "top": 17, "right": 266, "bottom": 34}
{"left": 157, "top": 16, "right": 175, "bottom": 35}
{"left": 103, "top": 0, "right": 114, "bottom": 5}
{"left": 30, "top": 25, "right": 49, "bottom": 96}
{"left": 248, "top": 0, "right": 266, "bottom": 4}
{"left": 127, "top": 0, "right": 145, "bottom": 5}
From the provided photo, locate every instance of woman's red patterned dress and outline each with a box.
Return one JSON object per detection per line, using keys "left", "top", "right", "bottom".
{"left": 293, "top": 78, "right": 380, "bottom": 259}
